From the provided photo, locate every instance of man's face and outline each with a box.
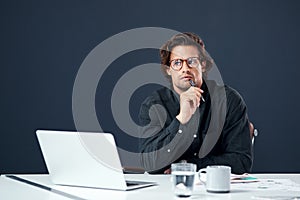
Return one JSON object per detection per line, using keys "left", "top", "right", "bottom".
{"left": 167, "top": 45, "right": 204, "bottom": 94}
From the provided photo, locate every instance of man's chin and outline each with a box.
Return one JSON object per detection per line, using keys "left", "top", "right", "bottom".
{"left": 182, "top": 81, "right": 192, "bottom": 88}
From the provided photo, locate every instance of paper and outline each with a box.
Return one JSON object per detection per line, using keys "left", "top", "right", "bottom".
{"left": 231, "top": 173, "right": 259, "bottom": 183}
{"left": 197, "top": 173, "right": 258, "bottom": 184}
{"left": 251, "top": 195, "right": 300, "bottom": 199}
{"left": 231, "top": 179, "right": 300, "bottom": 192}
{"left": 197, "top": 173, "right": 300, "bottom": 192}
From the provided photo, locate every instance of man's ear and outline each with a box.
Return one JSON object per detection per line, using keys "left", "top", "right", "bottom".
{"left": 201, "top": 61, "right": 206, "bottom": 73}
{"left": 166, "top": 67, "right": 171, "bottom": 76}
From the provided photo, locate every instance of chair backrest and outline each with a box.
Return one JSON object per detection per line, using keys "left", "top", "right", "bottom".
{"left": 249, "top": 122, "right": 258, "bottom": 144}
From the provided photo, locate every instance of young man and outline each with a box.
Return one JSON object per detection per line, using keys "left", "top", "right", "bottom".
{"left": 138, "top": 32, "right": 252, "bottom": 174}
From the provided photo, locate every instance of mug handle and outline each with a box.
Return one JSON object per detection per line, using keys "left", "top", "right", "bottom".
{"left": 198, "top": 168, "right": 207, "bottom": 185}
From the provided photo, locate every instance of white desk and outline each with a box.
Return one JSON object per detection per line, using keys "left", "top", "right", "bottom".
{"left": 1, "top": 174, "right": 300, "bottom": 200}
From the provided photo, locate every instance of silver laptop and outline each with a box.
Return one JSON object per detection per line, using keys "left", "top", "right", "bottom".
{"left": 36, "top": 130, "right": 156, "bottom": 191}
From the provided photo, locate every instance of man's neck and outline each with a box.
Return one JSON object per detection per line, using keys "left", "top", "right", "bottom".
{"left": 173, "top": 86, "right": 186, "bottom": 96}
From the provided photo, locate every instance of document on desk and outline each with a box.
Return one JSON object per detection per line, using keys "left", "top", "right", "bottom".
{"left": 251, "top": 196, "right": 300, "bottom": 200}
{"left": 197, "top": 173, "right": 300, "bottom": 192}
{"left": 196, "top": 173, "right": 259, "bottom": 184}
{"left": 231, "top": 176, "right": 300, "bottom": 200}
{"left": 231, "top": 178, "right": 300, "bottom": 192}
{"left": 230, "top": 173, "right": 259, "bottom": 183}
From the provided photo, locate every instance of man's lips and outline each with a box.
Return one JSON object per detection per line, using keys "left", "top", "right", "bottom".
{"left": 181, "top": 75, "right": 193, "bottom": 80}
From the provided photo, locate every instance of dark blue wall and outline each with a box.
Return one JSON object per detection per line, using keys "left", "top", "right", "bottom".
{"left": 1, "top": 0, "right": 300, "bottom": 173}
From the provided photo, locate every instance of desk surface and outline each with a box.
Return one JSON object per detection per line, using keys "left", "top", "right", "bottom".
{"left": 1, "top": 173, "right": 300, "bottom": 200}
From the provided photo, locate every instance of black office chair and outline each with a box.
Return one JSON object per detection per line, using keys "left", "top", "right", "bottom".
{"left": 249, "top": 122, "right": 258, "bottom": 144}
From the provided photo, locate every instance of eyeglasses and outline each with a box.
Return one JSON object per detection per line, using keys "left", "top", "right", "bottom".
{"left": 169, "top": 57, "right": 201, "bottom": 71}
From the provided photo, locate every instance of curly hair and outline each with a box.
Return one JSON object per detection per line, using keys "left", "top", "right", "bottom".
{"left": 160, "top": 32, "right": 213, "bottom": 82}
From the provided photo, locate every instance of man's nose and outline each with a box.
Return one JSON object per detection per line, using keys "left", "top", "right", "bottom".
{"left": 181, "top": 61, "right": 190, "bottom": 71}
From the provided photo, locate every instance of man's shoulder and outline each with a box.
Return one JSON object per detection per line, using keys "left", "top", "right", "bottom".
{"left": 206, "top": 80, "right": 242, "bottom": 99}
{"left": 224, "top": 85, "right": 245, "bottom": 102}
{"left": 205, "top": 80, "right": 245, "bottom": 107}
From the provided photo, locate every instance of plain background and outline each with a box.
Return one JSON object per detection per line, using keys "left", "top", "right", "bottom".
{"left": 1, "top": 0, "right": 300, "bottom": 173}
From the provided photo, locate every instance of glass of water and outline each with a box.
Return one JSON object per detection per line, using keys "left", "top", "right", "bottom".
{"left": 171, "top": 163, "right": 196, "bottom": 197}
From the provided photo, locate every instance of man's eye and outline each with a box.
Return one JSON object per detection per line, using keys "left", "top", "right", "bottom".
{"left": 174, "top": 60, "right": 182, "bottom": 65}
{"left": 188, "top": 58, "right": 199, "bottom": 66}
{"left": 188, "top": 60, "right": 194, "bottom": 65}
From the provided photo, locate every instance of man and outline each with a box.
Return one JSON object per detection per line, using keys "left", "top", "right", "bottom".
{"left": 138, "top": 32, "right": 252, "bottom": 174}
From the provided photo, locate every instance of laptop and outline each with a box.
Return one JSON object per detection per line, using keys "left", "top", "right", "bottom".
{"left": 36, "top": 130, "right": 156, "bottom": 191}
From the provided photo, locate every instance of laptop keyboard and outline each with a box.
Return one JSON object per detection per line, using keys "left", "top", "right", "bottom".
{"left": 125, "top": 181, "right": 140, "bottom": 186}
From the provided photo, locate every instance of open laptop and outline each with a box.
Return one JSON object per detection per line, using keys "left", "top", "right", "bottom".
{"left": 36, "top": 130, "right": 156, "bottom": 191}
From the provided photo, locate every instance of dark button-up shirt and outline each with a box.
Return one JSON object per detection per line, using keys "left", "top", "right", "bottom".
{"left": 138, "top": 80, "right": 253, "bottom": 174}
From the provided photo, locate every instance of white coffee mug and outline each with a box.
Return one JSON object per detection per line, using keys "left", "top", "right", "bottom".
{"left": 198, "top": 165, "right": 231, "bottom": 193}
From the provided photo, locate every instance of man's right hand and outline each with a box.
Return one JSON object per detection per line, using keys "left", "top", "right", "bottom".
{"left": 176, "top": 86, "right": 204, "bottom": 124}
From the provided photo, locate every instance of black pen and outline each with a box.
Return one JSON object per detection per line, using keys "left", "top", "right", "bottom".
{"left": 189, "top": 79, "right": 205, "bottom": 102}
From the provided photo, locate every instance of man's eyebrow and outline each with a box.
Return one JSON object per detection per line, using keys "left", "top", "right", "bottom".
{"left": 170, "top": 57, "right": 183, "bottom": 60}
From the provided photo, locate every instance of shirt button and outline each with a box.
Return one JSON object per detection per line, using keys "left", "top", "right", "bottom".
{"left": 194, "top": 153, "right": 197, "bottom": 156}
{"left": 167, "top": 149, "right": 171, "bottom": 152}
{"left": 178, "top": 129, "right": 183, "bottom": 134}
{"left": 193, "top": 134, "right": 197, "bottom": 138}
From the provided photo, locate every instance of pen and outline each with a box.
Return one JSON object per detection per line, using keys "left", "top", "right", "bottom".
{"left": 189, "top": 79, "right": 205, "bottom": 102}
